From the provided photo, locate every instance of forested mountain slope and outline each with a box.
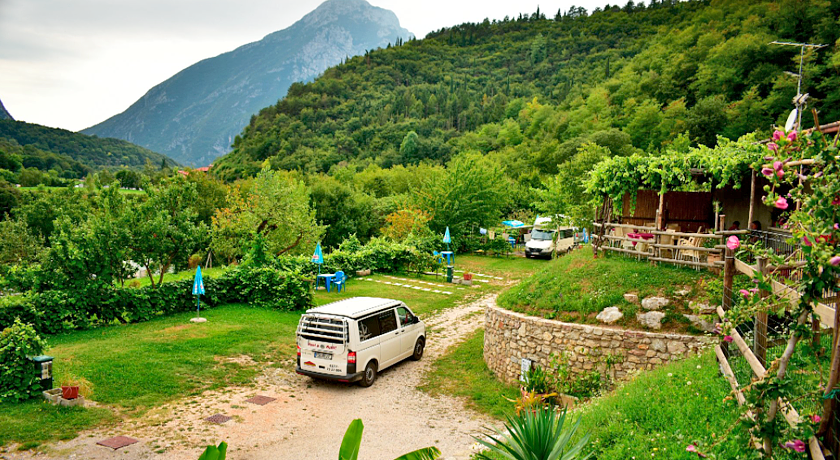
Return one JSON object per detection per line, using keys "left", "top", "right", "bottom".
{"left": 83, "top": 0, "right": 412, "bottom": 167}
{"left": 213, "top": 0, "right": 840, "bottom": 181}
{"left": 0, "top": 120, "right": 176, "bottom": 171}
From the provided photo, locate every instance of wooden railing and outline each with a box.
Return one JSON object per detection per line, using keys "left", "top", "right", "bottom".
{"left": 592, "top": 222, "right": 735, "bottom": 270}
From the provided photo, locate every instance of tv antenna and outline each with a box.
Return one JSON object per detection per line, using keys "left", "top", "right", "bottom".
{"left": 770, "top": 41, "right": 827, "bottom": 131}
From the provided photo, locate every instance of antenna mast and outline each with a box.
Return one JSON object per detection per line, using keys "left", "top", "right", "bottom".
{"left": 769, "top": 41, "right": 827, "bottom": 130}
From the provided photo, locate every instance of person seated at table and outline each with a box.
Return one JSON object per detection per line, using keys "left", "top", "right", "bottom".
{"left": 728, "top": 221, "right": 741, "bottom": 231}
{"left": 750, "top": 221, "right": 761, "bottom": 231}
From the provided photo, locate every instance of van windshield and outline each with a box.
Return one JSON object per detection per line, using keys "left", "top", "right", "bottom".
{"left": 532, "top": 229, "right": 554, "bottom": 241}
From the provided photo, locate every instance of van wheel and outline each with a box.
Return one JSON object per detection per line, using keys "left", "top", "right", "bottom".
{"left": 360, "top": 361, "right": 377, "bottom": 387}
{"left": 411, "top": 338, "right": 425, "bottom": 361}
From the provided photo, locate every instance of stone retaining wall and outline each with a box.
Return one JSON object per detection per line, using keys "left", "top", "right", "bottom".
{"left": 484, "top": 305, "right": 715, "bottom": 384}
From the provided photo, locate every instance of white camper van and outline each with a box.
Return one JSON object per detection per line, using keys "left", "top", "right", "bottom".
{"left": 295, "top": 297, "right": 426, "bottom": 387}
{"left": 525, "top": 217, "right": 577, "bottom": 258}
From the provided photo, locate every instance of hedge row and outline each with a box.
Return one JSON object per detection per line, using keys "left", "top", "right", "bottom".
{"left": 275, "top": 238, "right": 439, "bottom": 275}
{"left": 0, "top": 267, "right": 312, "bottom": 335}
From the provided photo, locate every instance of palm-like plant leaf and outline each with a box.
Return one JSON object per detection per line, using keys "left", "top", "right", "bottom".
{"left": 197, "top": 441, "right": 227, "bottom": 460}
{"left": 474, "top": 408, "right": 592, "bottom": 460}
{"left": 339, "top": 419, "right": 365, "bottom": 460}
{"left": 393, "top": 447, "right": 442, "bottom": 460}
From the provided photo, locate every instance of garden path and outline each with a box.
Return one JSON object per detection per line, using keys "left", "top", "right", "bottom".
{"left": 12, "top": 295, "right": 498, "bottom": 460}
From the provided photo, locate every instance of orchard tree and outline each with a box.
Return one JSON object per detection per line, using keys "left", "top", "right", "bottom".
{"left": 126, "top": 177, "right": 208, "bottom": 288}
{"left": 211, "top": 165, "right": 323, "bottom": 264}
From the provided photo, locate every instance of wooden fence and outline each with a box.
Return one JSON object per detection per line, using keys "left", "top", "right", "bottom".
{"left": 592, "top": 222, "right": 733, "bottom": 270}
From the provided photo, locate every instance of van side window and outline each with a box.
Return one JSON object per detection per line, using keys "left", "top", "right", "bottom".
{"left": 378, "top": 309, "right": 398, "bottom": 334}
{"left": 358, "top": 315, "right": 381, "bottom": 341}
{"left": 397, "top": 307, "right": 412, "bottom": 326}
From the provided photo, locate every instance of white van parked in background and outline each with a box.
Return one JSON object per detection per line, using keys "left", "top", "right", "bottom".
{"left": 295, "top": 297, "right": 426, "bottom": 387}
{"left": 525, "top": 217, "right": 577, "bottom": 258}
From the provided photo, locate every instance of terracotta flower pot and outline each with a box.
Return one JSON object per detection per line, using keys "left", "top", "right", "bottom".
{"left": 463, "top": 273, "right": 473, "bottom": 281}
{"left": 61, "top": 386, "right": 79, "bottom": 400}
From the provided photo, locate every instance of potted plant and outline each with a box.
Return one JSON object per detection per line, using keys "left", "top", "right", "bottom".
{"left": 463, "top": 272, "right": 473, "bottom": 281}
{"left": 59, "top": 375, "right": 92, "bottom": 400}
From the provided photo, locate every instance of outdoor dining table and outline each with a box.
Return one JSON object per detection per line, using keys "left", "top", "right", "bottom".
{"left": 316, "top": 273, "right": 336, "bottom": 291}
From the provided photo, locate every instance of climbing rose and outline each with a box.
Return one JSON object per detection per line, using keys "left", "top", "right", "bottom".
{"left": 768, "top": 142, "right": 779, "bottom": 152}
{"left": 726, "top": 235, "right": 740, "bottom": 250}
{"left": 831, "top": 256, "right": 840, "bottom": 266}
{"left": 761, "top": 167, "right": 774, "bottom": 177}
{"left": 724, "top": 335, "right": 733, "bottom": 343}
{"left": 802, "top": 237, "right": 812, "bottom": 247}
{"left": 784, "top": 439, "right": 806, "bottom": 453}
{"left": 775, "top": 197, "right": 789, "bottom": 210}
{"left": 773, "top": 161, "right": 785, "bottom": 178}
{"left": 833, "top": 197, "right": 840, "bottom": 206}
{"left": 773, "top": 130, "right": 784, "bottom": 141}
{"left": 739, "top": 289, "right": 750, "bottom": 298}
{"left": 787, "top": 130, "right": 797, "bottom": 141}
{"left": 811, "top": 415, "right": 822, "bottom": 423}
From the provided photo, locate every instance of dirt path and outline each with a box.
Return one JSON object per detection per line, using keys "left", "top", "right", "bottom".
{"left": 12, "top": 295, "right": 498, "bottom": 460}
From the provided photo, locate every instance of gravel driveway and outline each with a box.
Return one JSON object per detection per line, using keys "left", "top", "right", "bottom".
{"left": 10, "top": 295, "right": 498, "bottom": 460}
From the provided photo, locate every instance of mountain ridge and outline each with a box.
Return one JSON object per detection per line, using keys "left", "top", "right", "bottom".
{"left": 0, "top": 99, "right": 12, "bottom": 121}
{"left": 83, "top": 0, "right": 411, "bottom": 167}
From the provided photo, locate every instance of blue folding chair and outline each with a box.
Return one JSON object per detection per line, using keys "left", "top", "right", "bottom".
{"left": 331, "top": 271, "right": 346, "bottom": 293}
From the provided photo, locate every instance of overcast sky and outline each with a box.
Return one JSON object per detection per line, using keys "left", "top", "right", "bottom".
{"left": 0, "top": 0, "right": 611, "bottom": 132}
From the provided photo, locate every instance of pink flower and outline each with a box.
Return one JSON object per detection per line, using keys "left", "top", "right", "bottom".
{"left": 685, "top": 444, "right": 707, "bottom": 458}
{"left": 761, "top": 167, "right": 774, "bottom": 177}
{"left": 775, "top": 197, "right": 788, "bottom": 210}
{"left": 749, "top": 288, "right": 759, "bottom": 295}
{"left": 787, "top": 130, "right": 797, "bottom": 141}
{"left": 724, "top": 335, "right": 733, "bottom": 343}
{"left": 773, "top": 130, "right": 784, "bottom": 141}
{"left": 831, "top": 256, "right": 840, "bottom": 266}
{"left": 811, "top": 415, "right": 822, "bottom": 423}
{"left": 768, "top": 142, "right": 779, "bottom": 152}
{"left": 833, "top": 196, "right": 840, "bottom": 206}
{"left": 835, "top": 224, "right": 839, "bottom": 230}
{"left": 739, "top": 289, "right": 750, "bottom": 298}
{"left": 802, "top": 237, "right": 812, "bottom": 247}
{"left": 727, "top": 235, "right": 740, "bottom": 250}
{"left": 784, "top": 439, "right": 806, "bottom": 453}
{"left": 773, "top": 160, "right": 785, "bottom": 178}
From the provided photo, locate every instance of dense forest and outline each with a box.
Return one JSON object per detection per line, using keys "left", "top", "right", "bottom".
{"left": 213, "top": 0, "right": 840, "bottom": 181}
{"left": 0, "top": 120, "right": 176, "bottom": 177}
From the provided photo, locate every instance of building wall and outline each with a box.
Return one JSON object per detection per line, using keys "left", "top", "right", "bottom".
{"left": 484, "top": 305, "right": 715, "bottom": 384}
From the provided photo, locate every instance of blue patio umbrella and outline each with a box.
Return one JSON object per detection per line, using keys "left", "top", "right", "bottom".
{"left": 443, "top": 227, "right": 451, "bottom": 252}
{"left": 193, "top": 265, "right": 205, "bottom": 319}
{"left": 312, "top": 242, "right": 324, "bottom": 275}
{"left": 583, "top": 228, "right": 589, "bottom": 243}
{"left": 502, "top": 220, "right": 525, "bottom": 228}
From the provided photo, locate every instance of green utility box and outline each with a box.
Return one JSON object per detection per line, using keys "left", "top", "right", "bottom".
{"left": 31, "top": 355, "right": 54, "bottom": 391}
{"left": 446, "top": 265, "right": 453, "bottom": 283}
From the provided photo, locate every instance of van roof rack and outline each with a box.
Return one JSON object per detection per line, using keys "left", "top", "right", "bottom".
{"left": 306, "top": 297, "right": 401, "bottom": 319}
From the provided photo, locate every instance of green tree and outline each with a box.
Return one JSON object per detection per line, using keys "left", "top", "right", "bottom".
{"left": 535, "top": 142, "right": 609, "bottom": 227}
{"left": 416, "top": 153, "right": 507, "bottom": 248}
{"left": 0, "top": 218, "right": 43, "bottom": 265}
{"left": 399, "top": 131, "right": 420, "bottom": 164}
{"left": 211, "top": 165, "right": 323, "bottom": 263}
{"left": 126, "top": 177, "right": 208, "bottom": 287}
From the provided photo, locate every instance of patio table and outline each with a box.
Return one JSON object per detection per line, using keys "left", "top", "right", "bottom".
{"left": 316, "top": 273, "right": 336, "bottom": 291}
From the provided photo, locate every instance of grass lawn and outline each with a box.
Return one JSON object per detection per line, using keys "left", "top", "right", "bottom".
{"left": 453, "top": 254, "right": 542, "bottom": 280}
{"left": 127, "top": 266, "right": 228, "bottom": 288}
{"left": 0, "top": 400, "right": 116, "bottom": 449}
{"left": 423, "top": 334, "right": 759, "bottom": 459}
{"left": 498, "top": 247, "right": 711, "bottom": 333}
{"left": 420, "top": 329, "right": 519, "bottom": 419}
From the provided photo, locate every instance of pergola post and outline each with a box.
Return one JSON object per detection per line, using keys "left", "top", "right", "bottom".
{"left": 656, "top": 192, "right": 665, "bottom": 230}
{"left": 747, "top": 169, "right": 756, "bottom": 228}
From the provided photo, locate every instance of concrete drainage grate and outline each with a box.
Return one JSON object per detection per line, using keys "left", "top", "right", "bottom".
{"left": 96, "top": 436, "right": 139, "bottom": 450}
{"left": 205, "top": 414, "right": 232, "bottom": 424}
{"left": 244, "top": 395, "right": 276, "bottom": 406}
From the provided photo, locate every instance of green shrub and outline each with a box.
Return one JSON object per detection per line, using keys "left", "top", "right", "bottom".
{"left": 0, "top": 319, "right": 47, "bottom": 401}
{"left": 0, "top": 267, "right": 312, "bottom": 335}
